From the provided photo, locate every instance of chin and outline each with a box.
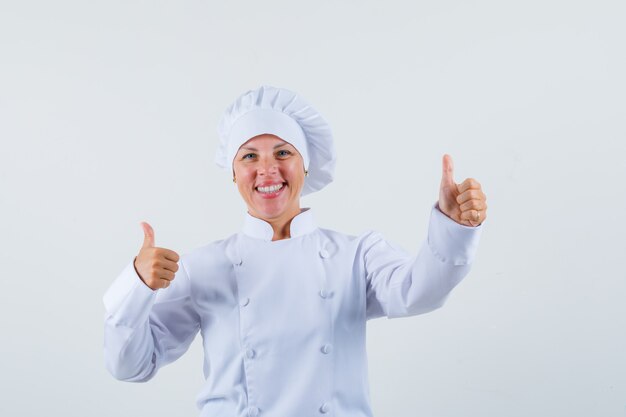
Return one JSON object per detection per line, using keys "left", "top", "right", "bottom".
{"left": 252, "top": 206, "right": 288, "bottom": 221}
{"left": 243, "top": 184, "right": 302, "bottom": 221}
{"left": 249, "top": 199, "right": 299, "bottom": 222}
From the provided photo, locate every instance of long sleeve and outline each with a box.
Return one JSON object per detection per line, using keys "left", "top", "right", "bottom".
{"left": 103, "top": 258, "right": 201, "bottom": 382}
{"left": 364, "top": 203, "right": 483, "bottom": 320}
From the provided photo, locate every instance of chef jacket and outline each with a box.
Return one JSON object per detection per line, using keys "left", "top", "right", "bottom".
{"left": 103, "top": 203, "right": 482, "bottom": 417}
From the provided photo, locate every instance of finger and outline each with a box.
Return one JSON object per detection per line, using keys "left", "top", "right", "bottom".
{"left": 157, "top": 258, "right": 179, "bottom": 273}
{"left": 141, "top": 222, "right": 155, "bottom": 249}
{"left": 158, "top": 269, "right": 175, "bottom": 281}
{"left": 457, "top": 178, "right": 481, "bottom": 194}
{"left": 468, "top": 209, "right": 486, "bottom": 227}
{"left": 160, "top": 249, "right": 180, "bottom": 263}
{"left": 461, "top": 209, "right": 482, "bottom": 223}
{"left": 440, "top": 154, "right": 455, "bottom": 189}
{"left": 456, "top": 189, "right": 485, "bottom": 205}
{"left": 460, "top": 199, "right": 487, "bottom": 212}
{"left": 160, "top": 278, "right": 171, "bottom": 289}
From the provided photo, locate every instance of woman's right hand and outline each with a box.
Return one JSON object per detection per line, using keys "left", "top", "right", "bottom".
{"left": 134, "top": 222, "right": 180, "bottom": 290}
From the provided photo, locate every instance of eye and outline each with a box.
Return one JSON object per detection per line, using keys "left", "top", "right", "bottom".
{"left": 276, "top": 149, "right": 292, "bottom": 158}
{"left": 241, "top": 153, "right": 256, "bottom": 160}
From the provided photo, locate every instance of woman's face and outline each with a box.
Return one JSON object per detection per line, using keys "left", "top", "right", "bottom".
{"left": 232, "top": 134, "right": 306, "bottom": 224}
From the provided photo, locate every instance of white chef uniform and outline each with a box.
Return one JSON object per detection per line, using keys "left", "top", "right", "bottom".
{"left": 103, "top": 203, "right": 482, "bottom": 417}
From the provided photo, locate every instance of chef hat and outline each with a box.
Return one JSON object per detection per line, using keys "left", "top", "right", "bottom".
{"left": 215, "top": 85, "right": 336, "bottom": 196}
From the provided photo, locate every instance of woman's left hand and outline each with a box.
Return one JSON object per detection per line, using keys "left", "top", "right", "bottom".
{"left": 438, "top": 154, "right": 487, "bottom": 227}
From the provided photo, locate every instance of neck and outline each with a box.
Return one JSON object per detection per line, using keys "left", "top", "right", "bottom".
{"left": 270, "top": 219, "right": 293, "bottom": 241}
{"left": 270, "top": 206, "right": 303, "bottom": 241}
{"left": 250, "top": 206, "right": 303, "bottom": 241}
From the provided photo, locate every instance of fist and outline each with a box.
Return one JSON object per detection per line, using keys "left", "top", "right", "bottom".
{"left": 133, "top": 222, "right": 180, "bottom": 290}
{"left": 438, "top": 154, "right": 487, "bottom": 227}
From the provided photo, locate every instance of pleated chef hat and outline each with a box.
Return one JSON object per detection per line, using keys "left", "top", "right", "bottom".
{"left": 215, "top": 85, "right": 336, "bottom": 196}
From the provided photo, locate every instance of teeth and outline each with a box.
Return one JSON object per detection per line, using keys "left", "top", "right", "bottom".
{"left": 257, "top": 183, "right": 284, "bottom": 193}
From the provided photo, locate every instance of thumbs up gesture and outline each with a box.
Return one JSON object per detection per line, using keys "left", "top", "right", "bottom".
{"left": 438, "top": 154, "right": 487, "bottom": 227}
{"left": 133, "top": 222, "right": 180, "bottom": 290}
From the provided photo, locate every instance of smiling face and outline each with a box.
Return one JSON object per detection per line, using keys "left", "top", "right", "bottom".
{"left": 232, "top": 134, "right": 306, "bottom": 225}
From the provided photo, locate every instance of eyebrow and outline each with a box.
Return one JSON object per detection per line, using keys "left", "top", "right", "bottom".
{"left": 239, "top": 143, "right": 290, "bottom": 152}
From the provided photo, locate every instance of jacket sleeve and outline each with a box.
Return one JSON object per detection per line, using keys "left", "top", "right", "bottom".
{"left": 364, "top": 203, "right": 483, "bottom": 320}
{"left": 102, "top": 257, "right": 201, "bottom": 382}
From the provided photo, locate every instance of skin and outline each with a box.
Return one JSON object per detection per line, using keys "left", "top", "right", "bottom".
{"left": 133, "top": 222, "right": 179, "bottom": 290}
{"left": 232, "top": 134, "right": 307, "bottom": 241}
{"left": 134, "top": 146, "right": 487, "bottom": 290}
{"left": 438, "top": 154, "right": 488, "bottom": 227}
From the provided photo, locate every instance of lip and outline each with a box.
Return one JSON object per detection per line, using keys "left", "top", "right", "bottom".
{"left": 255, "top": 182, "right": 287, "bottom": 199}
{"left": 255, "top": 180, "right": 285, "bottom": 188}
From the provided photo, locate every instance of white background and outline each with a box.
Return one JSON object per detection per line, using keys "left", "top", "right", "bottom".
{"left": 1, "top": 1, "right": 625, "bottom": 416}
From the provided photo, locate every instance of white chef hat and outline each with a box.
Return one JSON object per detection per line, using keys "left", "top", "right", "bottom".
{"left": 215, "top": 85, "right": 336, "bottom": 196}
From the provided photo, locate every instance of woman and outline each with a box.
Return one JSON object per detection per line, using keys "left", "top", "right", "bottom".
{"left": 103, "top": 85, "right": 487, "bottom": 416}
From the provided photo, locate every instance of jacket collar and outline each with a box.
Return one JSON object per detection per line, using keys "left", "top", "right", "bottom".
{"left": 242, "top": 208, "right": 316, "bottom": 241}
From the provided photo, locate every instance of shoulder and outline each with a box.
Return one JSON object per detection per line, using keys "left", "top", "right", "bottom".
{"left": 317, "top": 226, "right": 387, "bottom": 242}
{"left": 315, "top": 227, "right": 397, "bottom": 254}
{"left": 180, "top": 234, "right": 239, "bottom": 275}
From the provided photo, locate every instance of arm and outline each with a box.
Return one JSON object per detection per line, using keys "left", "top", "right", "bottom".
{"left": 102, "top": 258, "right": 201, "bottom": 381}
{"left": 365, "top": 203, "right": 482, "bottom": 320}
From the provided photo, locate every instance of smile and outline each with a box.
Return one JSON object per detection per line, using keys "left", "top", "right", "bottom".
{"left": 256, "top": 183, "right": 284, "bottom": 193}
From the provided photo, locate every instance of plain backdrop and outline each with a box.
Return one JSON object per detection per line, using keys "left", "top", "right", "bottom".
{"left": 1, "top": 1, "right": 625, "bottom": 416}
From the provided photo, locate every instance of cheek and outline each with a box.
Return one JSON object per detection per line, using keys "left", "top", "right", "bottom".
{"left": 234, "top": 165, "right": 254, "bottom": 182}
{"left": 234, "top": 174, "right": 256, "bottom": 199}
{"left": 284, "top": 165, "right": 304, "bottom": 190}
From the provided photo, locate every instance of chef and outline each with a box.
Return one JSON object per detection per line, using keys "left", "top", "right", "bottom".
{"left": 103, "top": 85, "right": 487, "bottom": 417}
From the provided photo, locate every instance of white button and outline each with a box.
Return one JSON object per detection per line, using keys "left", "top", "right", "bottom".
{"left": 246, "top": 349, "right": 256, "bottom": 359}
{"left": 241, "top": 297, "right": 250, "bottom": 307}
{"left": 319, "top": 402, "right": 330, "bottom": 413}
{"left": 234, "top": 258, "right": 243, "bottom": 266}
{"left": 319, "top": 249, "right": 330, "bottom": 258}
{"left": 248, "top": 406, "right": 260, "bottom": 417}
{"left": 321, "top": 344, "right": 333, "bottom": 354}
{"left": 319, "top": 289, "right": 328, "bottom": 299}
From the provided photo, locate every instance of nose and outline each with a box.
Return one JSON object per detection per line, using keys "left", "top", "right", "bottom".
{"left": 257, "top": 157, "right": 278, "bottom": 176}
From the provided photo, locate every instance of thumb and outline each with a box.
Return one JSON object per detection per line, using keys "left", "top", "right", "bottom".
{"left": 440, "top": 154, "right": 456, "bottom": 189}
{"left": 140, "top": 221, "right": 155, "bottom": 248}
